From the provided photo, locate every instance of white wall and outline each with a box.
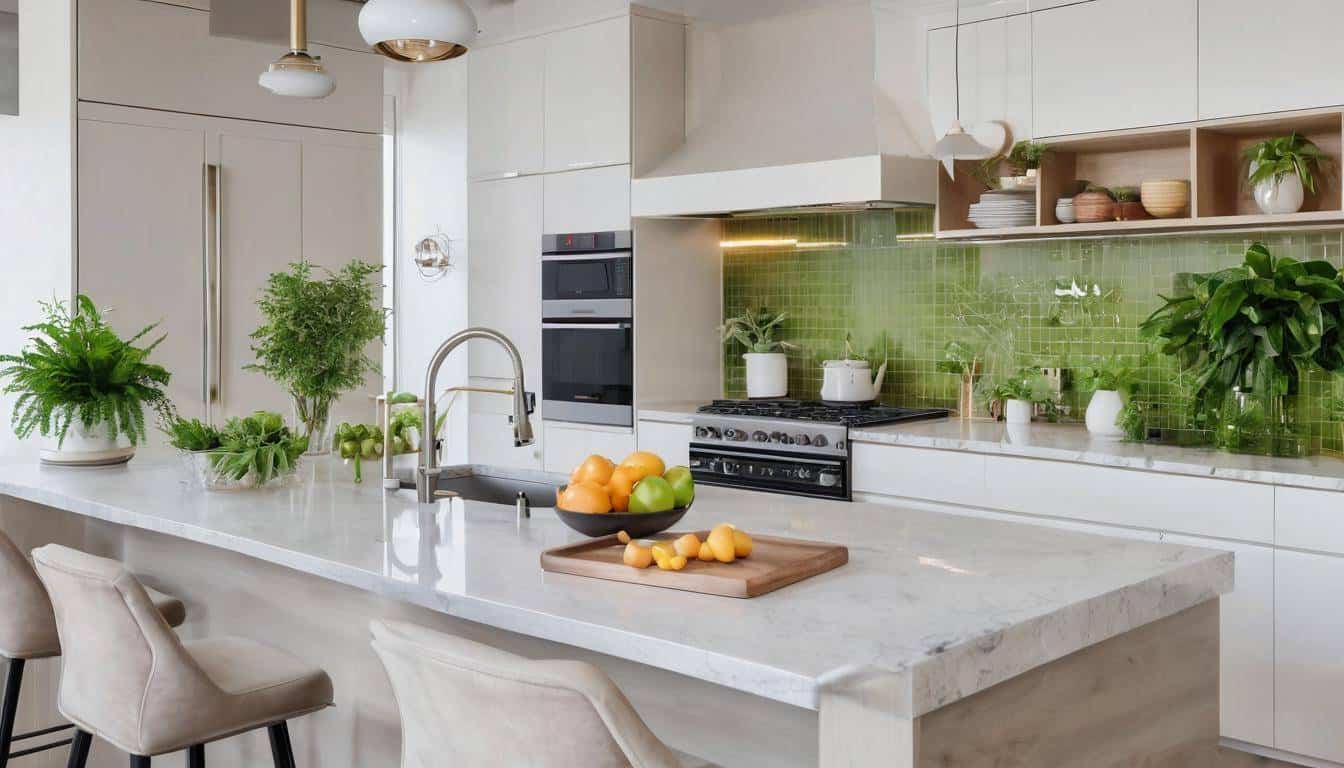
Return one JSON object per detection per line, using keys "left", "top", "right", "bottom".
{"left": 387, "top": 62, "right": 470, "bottom": 464}
{"left": 0, "top": 0, "right": 75, "bottom": 458}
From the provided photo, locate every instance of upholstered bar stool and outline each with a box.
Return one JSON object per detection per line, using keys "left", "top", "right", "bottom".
{"left": 0, "top": 532, "right": 185, "bottom": 767}
{"left": 31, "top": 545, "right": 334, "bottom": 768}
{"left": 370, "top": 620, "right": 718, "bottom": 768}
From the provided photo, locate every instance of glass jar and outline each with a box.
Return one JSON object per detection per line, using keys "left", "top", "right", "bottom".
{"left": 292, "top": 394, "right": 334, "bottom": 456}
{"left": 1215, "top": 388, "right": 1307, "bottom": 458}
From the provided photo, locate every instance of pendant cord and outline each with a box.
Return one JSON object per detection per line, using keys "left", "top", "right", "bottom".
{"left": 953, "top": 0, "right": 961, "bottom": 124}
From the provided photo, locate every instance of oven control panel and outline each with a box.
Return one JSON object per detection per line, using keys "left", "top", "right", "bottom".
{"left": 689, "top": 415, "right": 848, "bottom": 458}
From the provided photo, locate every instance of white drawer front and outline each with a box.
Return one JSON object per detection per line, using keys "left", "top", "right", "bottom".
{"left": 636, "top": 421, "right": 692, "bottom": 468}
{"left": 1275, "top": 486, "right": 1344, "bottom": 555}
{"left": 851, "top": 443, "right": 988, "bottom": 508}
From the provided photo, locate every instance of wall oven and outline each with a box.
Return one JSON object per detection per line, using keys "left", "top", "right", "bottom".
{"left": 541, "top": 231, "right": 634, "bottom": 428}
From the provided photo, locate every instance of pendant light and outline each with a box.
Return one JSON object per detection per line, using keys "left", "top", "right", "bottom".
{"left": 359, "top": 0, "right": 479, "bottom": 63}
{"left": 933, "top": 0, "right": 993, "bottom": 177}
{"left": 259, "top": 0, "right": 336, "bottom": 99}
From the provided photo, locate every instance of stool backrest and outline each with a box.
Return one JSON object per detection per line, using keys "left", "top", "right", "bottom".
{"left": 0, "top": 531, "right": 59, "bottom": 659}
{"left": 32, "top": 544, "right": 215, "bottom": 755}
{"left": 370, "top": 620, "right": 683, "bottom": 768}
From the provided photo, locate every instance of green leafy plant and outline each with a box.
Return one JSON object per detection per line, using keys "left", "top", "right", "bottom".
{"left": 0, "top": 295, "right": 171, "bottom": 447}
{"left": 987, "top": 369, "right": 1054, "bottom": 404}
{"left": 203, "top": 411, "right": 307, "bottom": 484}
{"left": 1074, "top": 356, "right": 1140, "bottom": 398}
{"left": 246, "top": 260, "right": 388, "bottom": 441}
{"left": 334, "top": 422, "right": 385, "bottom": 483}
{"left": 1007, "top": 140, "right": 1051, "bottom": 173}
{"left": 161, "top": 416, "right": 222, "bottom": 452}
{"left": 387, "top": 409, "right": 421, "bottom": 455}
{"left": 1244, "top": 133, "right": 1332, "bottom": 195}
{"left": 721, "top": 307, "right": 799, "bottom": 354}
{"left": 1111, "top": 186, "right": 1141, "bottom": 203}
{"left": 935, "top": 340, "right": 981, "bottom": 378}
{"left": 1140, "top": 241, "right": 1344, "bottom": 426}
{"left": 1117, "top": 398, "right": 1148, "bottom": 442}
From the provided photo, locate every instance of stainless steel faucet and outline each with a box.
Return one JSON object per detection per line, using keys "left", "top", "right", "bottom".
{"left": 417, "top": 328, "right": 534, "bottom": 503}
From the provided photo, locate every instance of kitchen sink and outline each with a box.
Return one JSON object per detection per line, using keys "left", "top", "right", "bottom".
{"left": 401, "top": 465, "right": 559, "bottom": 508}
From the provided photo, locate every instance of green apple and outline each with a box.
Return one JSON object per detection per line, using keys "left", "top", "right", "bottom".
{"left": 663, "top": 466, "right": 695, "bottom": 508}
{"left": 629, "top": 476, "right": 676, "bottom": 514}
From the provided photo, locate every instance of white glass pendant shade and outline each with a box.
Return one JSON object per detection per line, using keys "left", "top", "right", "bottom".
{"left": 934, "top": 121, "right": 994, "bottom": 177}
{"left": 359, "top": 0, "right": 479, "bottom": 63}
{"left": 259, "top": 52, "right": 336, "bottom": 99}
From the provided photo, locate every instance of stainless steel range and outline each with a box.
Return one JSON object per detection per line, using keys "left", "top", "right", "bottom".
{"left": 690, "top": 400, "right": 949, "bottom": 501}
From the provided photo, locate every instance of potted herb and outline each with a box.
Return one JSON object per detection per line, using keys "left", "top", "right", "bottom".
{"left": 721, "top": 307, "right": 798, "bottom": 399}
{"left": 0, "top": 296, "right": 171, "bottom": 464}
{"left": 1244, "top": 133, "right": 1332, "bottom": 215}
{"left": 1074, "top": 357, "right": 1139, "bottom": 439}
{"left": 936, "top": 341, "right": 982, "bottom": 419}
{"left": 163, "top": 411, "right": 307, "bottom": 490}
{"left": 247, "top": 260, "right": 387, "bottom": 455}
{"left": 988, "top": 369, "right": 1054, "bottom": 424}
{"left": 1007, "top": 140, "right": 1050, "bottom": 178}
{"left": 1141, "top": 241, "right": 1344, "bottom": 455}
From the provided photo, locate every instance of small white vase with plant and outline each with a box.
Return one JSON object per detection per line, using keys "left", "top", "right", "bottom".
{"left": 721, "top": 307, "right": 798, "bottom": 399}
{"left": 0, "top": 295, "right": 172, "bottom": 463}
{"left": 1075, "top": 357, "right": 1139, "bottom": 439}
{"left": 1244, "top": 133, "right": 1331, "bottom": 215}
{"left": 988, "top": 369, "right": 1055, "bottom": 425}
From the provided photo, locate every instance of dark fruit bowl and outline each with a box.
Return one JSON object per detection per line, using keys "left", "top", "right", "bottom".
{"left": 554, "top": 505, "right": 691, "bottom": 539}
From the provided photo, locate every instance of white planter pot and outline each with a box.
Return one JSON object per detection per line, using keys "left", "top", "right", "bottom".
{"left": 1004, "top": 399, "right": 1033, "bottom": 424}
{"left": 1253, "top": 174, "right": 1305, "bottom": 215}
{"left": 743, "top": 352, "right": 788, "bottom": 399}
{"left": 46, "top": 420, "right": 119, "bottom": 454}
{"left": 1085, "top": 389, "right": 1125, "bottom": 439}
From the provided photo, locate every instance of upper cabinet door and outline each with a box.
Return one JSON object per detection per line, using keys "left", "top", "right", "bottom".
{"left": 543, "top": 17, "right": 631, "bottom": 173}
{"left": 468, "top": 36, "right": 546, "bottom": 180}
{"left": 1199, "top": 0, "right": 1344, "bottom": 119}
{"left": 1032, "top": 0, "right": 1197, "bottom": 136}
{"left": 927, "top": 14, "right": 1033, "bottom": 143}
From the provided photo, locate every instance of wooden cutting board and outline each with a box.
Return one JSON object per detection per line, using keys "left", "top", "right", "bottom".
{"left": 540, "top": 531, "right": 848, "bottom": 598}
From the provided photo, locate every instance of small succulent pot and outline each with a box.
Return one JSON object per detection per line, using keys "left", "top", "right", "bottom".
{"left": 1054, "top": 197, "right": 1077, "bottom": 224}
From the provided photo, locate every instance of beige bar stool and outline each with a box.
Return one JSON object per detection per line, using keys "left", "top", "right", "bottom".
{"left": 0, "top": 532, "right": 185, "bottom": 766}
{"left": 370, "top": 620, "right": 718, "bottom": 768}
{"left": 32, "top": 545, "right": 334, "bottom": 768}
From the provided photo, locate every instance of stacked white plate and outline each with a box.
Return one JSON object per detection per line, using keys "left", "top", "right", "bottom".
{"left": 968, "top": 189, "right": 1036, "bottom": 229}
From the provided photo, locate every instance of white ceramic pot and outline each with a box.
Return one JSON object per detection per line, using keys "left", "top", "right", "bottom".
{"left": 1004, "top": 399, "right": 1033, "bottom": 424}
{"left": 1253, "top": 173, "right": 1305, "bottom": 215}
{"left": 46, "top": 420, "right": 119, "bottom": 454}
{"left": 1085, "top": 389, "right": 1125, "bottom": 439}
{"left": 743, "top": 352, "right": 788, "bottom": 399}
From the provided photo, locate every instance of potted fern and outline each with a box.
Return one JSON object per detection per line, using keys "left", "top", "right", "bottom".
{"left": 1244, "top": 133, "right": 1331, "bottom": 215}
{"left": 0, "top": 295, "right": 171, "bottom": 464}
{"left": 247, "top": 260, "right": 387, "bottom": 455}
{"left": 721, "top": 307, "right": 798, "bottom": 399}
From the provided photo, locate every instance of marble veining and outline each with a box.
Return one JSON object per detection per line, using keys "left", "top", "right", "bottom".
{"left": 0, "top": 457, "right": 1230, "bottom": 717}
{"left": 852, "top": 419, "right": 1344, "bottom": 492}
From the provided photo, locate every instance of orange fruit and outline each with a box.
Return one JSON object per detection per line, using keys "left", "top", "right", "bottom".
{"left": 674, "top": 533, "right": 701, "bottom": 558}
{"left": 558, "top": 481, "right": 612, "bottom": 514}
{"left": 571, "top": 454, "right": 616, "bottom": 486}
{"left": 619, "top": 451, "right": 666, "bottom": 480}
{"left": 606, "top": 466, "right": 641, "bottom": 513}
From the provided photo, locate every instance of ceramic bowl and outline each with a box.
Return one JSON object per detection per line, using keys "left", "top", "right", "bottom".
{"left": 555, "top": 506, "right": 691, "bottom": 539}
{"left": 1055, "top": 197, "right": 1077, "bottom": 224}
{"left": 1140, "top": 180, "right": 1190, "bottom": 218}
{"left": 1072, "top": 191, "right": 1115, "bottom": 223}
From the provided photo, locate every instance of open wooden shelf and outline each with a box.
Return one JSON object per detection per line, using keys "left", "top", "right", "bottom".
{"left": 937, "top": 108, "right": 1344, "bottom": 241}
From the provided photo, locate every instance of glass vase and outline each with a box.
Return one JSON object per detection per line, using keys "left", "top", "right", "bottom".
{"left": 1215, "top": 389, "right": 1307, "bottom": 458}
{"left": 292, "top": 394, "right": 334, "bottom": 456}
{"left": 957, "top": 374, "right": 976, "bottom": 420}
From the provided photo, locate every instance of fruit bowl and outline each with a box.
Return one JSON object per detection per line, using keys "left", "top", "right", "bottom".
{"left": 554, "top": 505, "right": 691, "bottom": 539}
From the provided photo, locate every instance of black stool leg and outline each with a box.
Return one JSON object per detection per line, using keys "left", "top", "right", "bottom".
{"left": 187, "top": 744, "right": 204, "bottom": 768}
{"left": 266, "top": 723, "right": 295, "bottom": 768}
{"left": 0, "top": 658, "right": 24, "bottom": 768}
{"left": 65, "top": 730, "right": 91, "bottom": 768}
{"left": 129, "top": 755, "right": 150, "bottom": 767}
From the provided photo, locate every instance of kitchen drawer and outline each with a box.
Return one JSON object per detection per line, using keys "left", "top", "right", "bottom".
{"left": 1275, "top": 550, "right": 1344, "bottom": 762}
{"left": 851, "top": 443, "right": 988, "bottom": 508}
{"left": 543, "top": 421, "right": 636, "bottom": 474}
{"left": 637, "top": 420, "right": 691, "bottom": 467}
{"left": 1275, "top": 486, "right": 1344, "bottom": 555}
{"left": 984, "top": 456, "right": 1274, "bottom": 543}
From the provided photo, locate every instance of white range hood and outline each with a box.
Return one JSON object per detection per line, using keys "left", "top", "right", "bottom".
{"left": 632, "top": 2, "right": 937, "bottom": 219}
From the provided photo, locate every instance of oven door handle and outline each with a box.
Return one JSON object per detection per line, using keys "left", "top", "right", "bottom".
{"left": 542, "top": 251, "right": 632, "bottom": 262}
{"left": 690, "top": 446, "right": 844, "bottom": 465}
{"left": 542, "top": 323, "right": 631, "bottom": 330}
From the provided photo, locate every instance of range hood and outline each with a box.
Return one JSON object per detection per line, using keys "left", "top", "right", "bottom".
{"left": 632, "top": 2, "right": 937, "bottom": 219}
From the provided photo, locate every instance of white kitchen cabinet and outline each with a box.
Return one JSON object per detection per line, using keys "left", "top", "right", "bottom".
{"left": 851, "top": 443, "right": 989, "bottom": 509}
{"left": 467, "top": 36, "right": 546, "bottom": 180}
{"left": 78, "top": 0, "right": 382, "bottom": 134}
{"left": 1277, "top": 486, "right": 1344, "bottom": 555}
{"left": 467, "top": 176, "right": 542, "bottom": 385}
{"left": 469, "top": 408, "right": 543, "bottom": 470}
{"left": 542, "top": 165, "right": 631, "bottom": 234}
{"left": 542, "top": 16, "right": 631, "bottom": 174}
{"left": 1275, "top": 549, "right": 1344, "bottom": 761}
{"left": 636, "top": 420, "right": 691, "bottom": 468}
{"left": 1031, "top": 0, "right": 1197, "bottom": 136}
{"left": 927, "top": 14, "right": 1032, "bottom": 142}
{"left": 543, "top": 421, "right": 637, "bottom": 474}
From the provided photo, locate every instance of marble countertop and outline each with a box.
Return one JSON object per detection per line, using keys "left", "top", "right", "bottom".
{"left": 0, "top": 458, "right": 1230, "bottom": 717}
{"left": 851, "top": 419, "right": 1344, "bottom": 491}
{"left": 636, "top": 401, "right": 701, "bottom": 424}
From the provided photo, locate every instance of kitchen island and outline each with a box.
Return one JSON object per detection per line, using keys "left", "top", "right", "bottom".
{"left": 0, "top": 458, "right": 1231, "bottom": 767}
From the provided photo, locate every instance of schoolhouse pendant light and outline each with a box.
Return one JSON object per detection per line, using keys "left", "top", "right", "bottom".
{"left": 259, "top": 0, "right": 336, "bottom": 99}
{"left": 933, "top": 0, "right": 993, "bottom": 177}
{"left": 359, "top": 0, "right": 479, "bottom": 63}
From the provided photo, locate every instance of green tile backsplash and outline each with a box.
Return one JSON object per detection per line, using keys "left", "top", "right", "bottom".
{"left": 721, "top": 210, "right": 1344, "bottom": 452}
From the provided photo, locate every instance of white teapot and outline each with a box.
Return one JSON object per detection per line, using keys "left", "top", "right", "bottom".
{"left": 820, "top": 359, "right": 887, "bottom": 403}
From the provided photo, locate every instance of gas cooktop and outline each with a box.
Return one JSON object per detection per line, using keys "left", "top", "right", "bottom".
{"left": 696, "top": 399, "right": 949, "bottom": 429}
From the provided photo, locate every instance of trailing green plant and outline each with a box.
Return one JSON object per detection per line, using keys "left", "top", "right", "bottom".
{"left": 935, "top": 340, "right": 981, "bottom": 378}
{"left": 1140, "top": 241, "right": 1344, "bottom": 427}
{"left": 1117, "top": 398, "right": 1148, "bottom": 442}
{"left": 1244, "top": 133, "right": 1332, "bottom": 195}
{"left": 205, "top": 411, "right": 307, "bottom": 484}
{"left": 1007, "top": 140, "right": 1050, "bottom": 173}
{"left": 721, "top": 307, "right": 799, "bottom": 354}
{"left": 161, "top": 416, "right": 222, "bottom": 452}
{"left": 246, "top": 260, "right": 388, "bottom": 436}
{"left": 1074, "top": 356, "right": 1140, "bottom": 398}
{"left": 0, "top": 295, "right": 171, "bottom": 447}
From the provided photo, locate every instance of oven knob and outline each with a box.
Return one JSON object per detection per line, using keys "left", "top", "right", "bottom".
{"left": 723, "top": 428, "right": 747, "bottom": 442}
{"left": 695, "top": 426, "right": 722, "bottom": 440}
{"left": 752, "top": 431, "right": 769, "bottom": 443}
{"left": 761, "top": 467, "right": 775, "bottom": 478}
{"left": 792, "top": 434, "right": 811, "bottom": 446}
{"left": 812, "top": 435, "right": 829, "bottom": 448}
{"left": 818, "top": 470, "right": 841, "bottom": 487}
{"left": 797, "top": 467, "right": 814, "bottom": 480}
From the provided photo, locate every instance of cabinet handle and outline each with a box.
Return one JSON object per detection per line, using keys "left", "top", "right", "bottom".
{"left": 202, "top": 163, "right": 222, "bottom": 421}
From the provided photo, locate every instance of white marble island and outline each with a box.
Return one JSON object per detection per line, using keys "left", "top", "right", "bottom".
{"left": 0, "top": 458, "right": 1232, "bottom": 767}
